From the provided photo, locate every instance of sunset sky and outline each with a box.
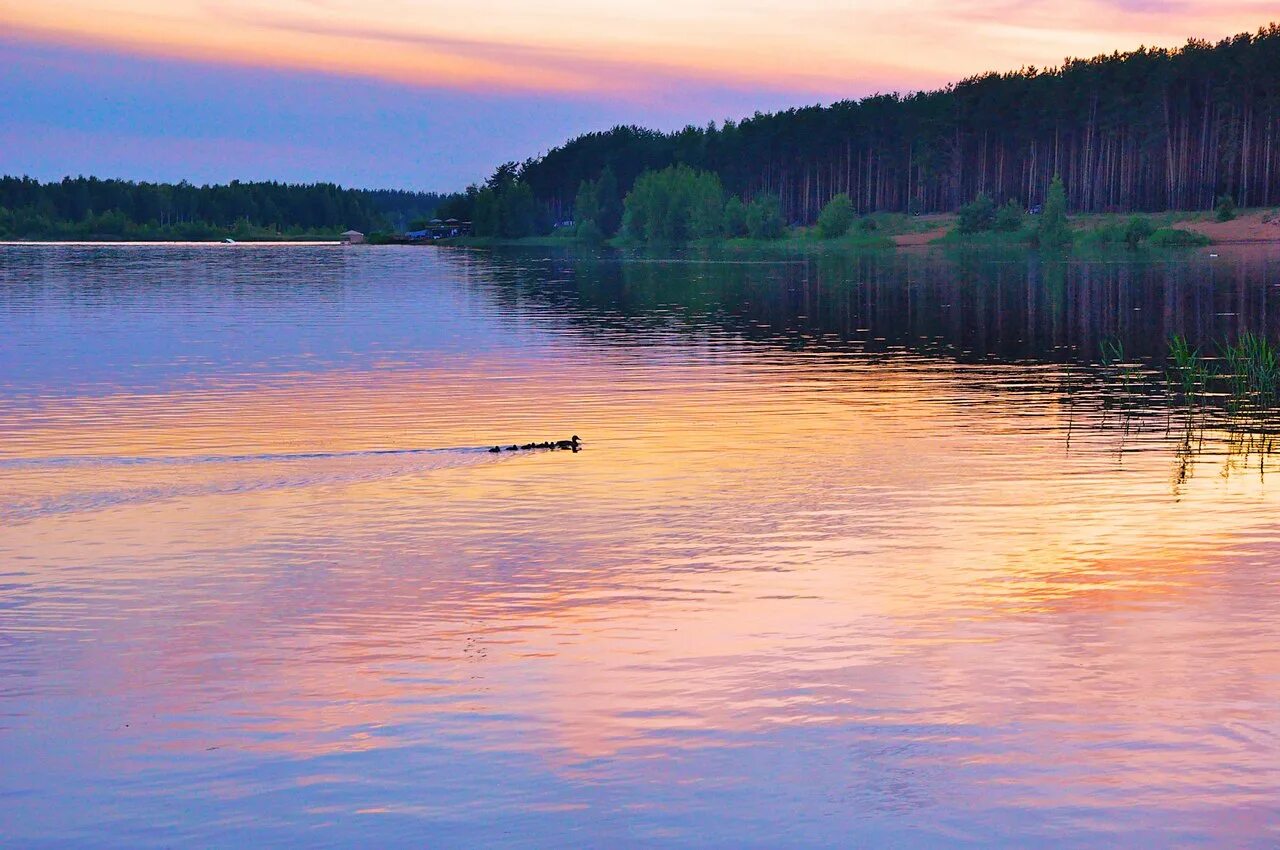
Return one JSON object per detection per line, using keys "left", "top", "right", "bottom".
{"left": 2, "top": 1, "right": 1275, "bottom": 190}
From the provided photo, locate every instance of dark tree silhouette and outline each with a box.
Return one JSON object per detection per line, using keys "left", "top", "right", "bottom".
{"left": 0, "top": 176, "right": 452, "bottom": 238}
{"left": 511, "top": 25, "right": 1280, "bottom": 227}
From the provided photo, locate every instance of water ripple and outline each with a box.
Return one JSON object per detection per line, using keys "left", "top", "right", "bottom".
{"left": 2, "top": 244, "right": 1279, "bottom": 848}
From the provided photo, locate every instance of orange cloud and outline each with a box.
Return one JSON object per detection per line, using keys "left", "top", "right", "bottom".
{"left": 2, "top": 0, "right": 1275, "bottom": 98}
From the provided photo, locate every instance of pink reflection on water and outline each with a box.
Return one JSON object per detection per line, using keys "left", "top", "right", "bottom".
{"left": 3, "top": 248, "right": 1280, "bottom": 845}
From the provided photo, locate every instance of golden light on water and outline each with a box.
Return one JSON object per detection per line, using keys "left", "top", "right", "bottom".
{"left": 5, "top": 350, "right": 1277, "bottom": 769}
{"left": 4, "top": 245, "right": 1280, "bottom": 844}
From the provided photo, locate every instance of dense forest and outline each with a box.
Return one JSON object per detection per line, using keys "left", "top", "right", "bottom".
{"left": 472, "top": 25, "right": 1280, "bottom": 229}
{"left": 0, "top": 176, "right": 448, "bottom": 239}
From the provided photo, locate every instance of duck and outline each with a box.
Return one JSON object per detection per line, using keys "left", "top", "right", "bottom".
{"left": 493, "top": 436, "right": 582, "bottom": 452}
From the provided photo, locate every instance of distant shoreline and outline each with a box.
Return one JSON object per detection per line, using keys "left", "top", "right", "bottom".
{"left": 0, "top": 239, "right": 343, "bottom": 246}
{"left": 7, "top": 211, "right": 1280, "bottom": 251}
{"left": 425, "top": 209, "right": 1280, "bottom": 253}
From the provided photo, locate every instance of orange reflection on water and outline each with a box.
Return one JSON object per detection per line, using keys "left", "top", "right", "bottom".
{"left": 5, "top": 348, "right": 1279, "bottom": 793}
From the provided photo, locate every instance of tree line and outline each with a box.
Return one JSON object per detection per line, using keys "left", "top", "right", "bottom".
{"left": 462, "top": 24, "right": 1280, "bottom": 229}
{"left": 0, "top": 176, "right": 449, "bottom": 239}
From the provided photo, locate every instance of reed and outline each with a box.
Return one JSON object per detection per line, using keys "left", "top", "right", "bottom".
{"left": 1166, "top": 334, "right": 1209, "bottom": 403}
{"left": 1099, "top": 338, "right": 1125, "bottom": 367}
{"left": 1092, "top": 334, "right": 1280, "bottom": 482}
{"left": 1219, "top": 332, "right": 1279, "bottom": 406}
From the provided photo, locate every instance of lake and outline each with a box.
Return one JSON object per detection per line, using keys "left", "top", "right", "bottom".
{"left": 2, "top": 243, "right": 1279, "bottom": 847}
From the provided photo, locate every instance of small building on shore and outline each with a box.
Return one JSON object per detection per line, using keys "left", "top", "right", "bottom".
{"left": 403, "top": 220, "right": 472, "bottom": 240}
{"left": 340, "top": 230, "right": 365, "bottom": 244}
{"left": 437, "top": 219, "right": 471, "bottom": 238}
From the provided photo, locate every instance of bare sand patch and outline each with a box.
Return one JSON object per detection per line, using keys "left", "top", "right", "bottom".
{"left": 1179, "top": 211, "right": 1280, "bottom": 244}
{"left": 892, "top": 227, "right": 950, "bottom": 247}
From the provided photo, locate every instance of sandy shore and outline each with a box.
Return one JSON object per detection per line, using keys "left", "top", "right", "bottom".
{"left": 892, "top": 226, "right": 950, "bottom": 247}
{"left": 889, "top": 214, "right": 953, "bottom": 247}
{"left": 1179, "top": 211, "right": 1280, "bottom": 244}
{"left": 891, "top": 210, "right": 1280, "bottom": 247}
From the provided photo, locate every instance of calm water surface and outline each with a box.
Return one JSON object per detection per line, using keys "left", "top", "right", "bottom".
{"left": 2, "top": 244, "right": 1279, "bottom": 847}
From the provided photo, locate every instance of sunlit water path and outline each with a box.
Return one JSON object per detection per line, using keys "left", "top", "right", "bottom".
{"left": 1, "top": 244, "right": 1278, "bottom": 847}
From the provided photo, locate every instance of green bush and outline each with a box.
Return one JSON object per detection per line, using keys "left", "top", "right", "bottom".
{"left": 724, "top": 196, "right": 747, "bottom": 237}
{"left": 745, "top": 194, "right": 785, "bottom": 239}
{"left": 1076, "top": 222, "right": 1123, "bottom": 248}
{"left": 622, "top": 165, "right": 725, "bottom": 243}
{"left": 1124, "top": 215, "right": 1155, "bottom": 247}
{"left": 1075, "top": 215, "right": 1157, "bottom": 249}
{"left": 957, "top": 192, "right": 996, "bottom": 233}
{"left": 1216, "top": 193, "right": 1237, "bottom": 222}
{"left": 994, "top": 200, "right": 1024, "bottom": 232}
{"left": 816, "top": 193, "right": 855, "bottom": 238}
{"left": 689, "top": 182, "right": 725, "bottom": 240}
{"left": 1149, "top": 227, "right": 1211, "bottom": 247}
{"left": 576, "top": 218, "right": 604, "bottom": 244}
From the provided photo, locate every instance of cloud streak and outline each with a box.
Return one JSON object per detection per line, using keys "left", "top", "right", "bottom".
{"left": 1, "top": 1, "right": 1276, "bottom": 189}
{"left": 0, "top": 39, "right": 819, "bottom": 189}
{"left": 4, "top": 0, "right": 1273, "bottom": 101}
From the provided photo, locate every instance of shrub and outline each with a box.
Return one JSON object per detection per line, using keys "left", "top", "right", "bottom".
{"left": 957, "top": 192, "right": 996, "bottom": 233}
{"left": 1148, "top": 227, "right": 1211, "bottom": 247}
{"left": 746, "top": 194, "right": 784, "bottom": 239}
{"left": 689, "top": 180, "right": 725, "bottom": 240}
{"left": 1124, "top": 215, "right": 1155, "bottom": 247}
{"left": 576, "top": 218, "right": 604, "bottom": 244}
{"left": 622, "top": 165, "right": 725, "bottom": 243}
{"left": 724, "top": 196, "right": 747, "bottom": 237}
{"left": 1077, "top": 222, "right": 1124, "bottom": 248}
{"left": 994, "top": 200, "right": 1024, "bottom": 232}
{"left": 1216, "top": 193, "right": 1237, "bottom": 222}
{"left": 816, "top": 193, "right": 855, "bottom": 238}
{"left": 1075, "top": 216, "right": 1157, "bottom": 250}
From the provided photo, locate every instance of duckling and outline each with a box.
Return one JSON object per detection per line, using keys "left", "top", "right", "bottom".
{"left": 494, "top": 437, "right": 583, "bottom": 452}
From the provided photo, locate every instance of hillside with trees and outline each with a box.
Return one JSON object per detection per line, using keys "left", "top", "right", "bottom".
{"left": 464, "top": 25, "right": 1280, "bottom": 234}
{"left": 0, "top": 177, "right": 450, "bottom": 240}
